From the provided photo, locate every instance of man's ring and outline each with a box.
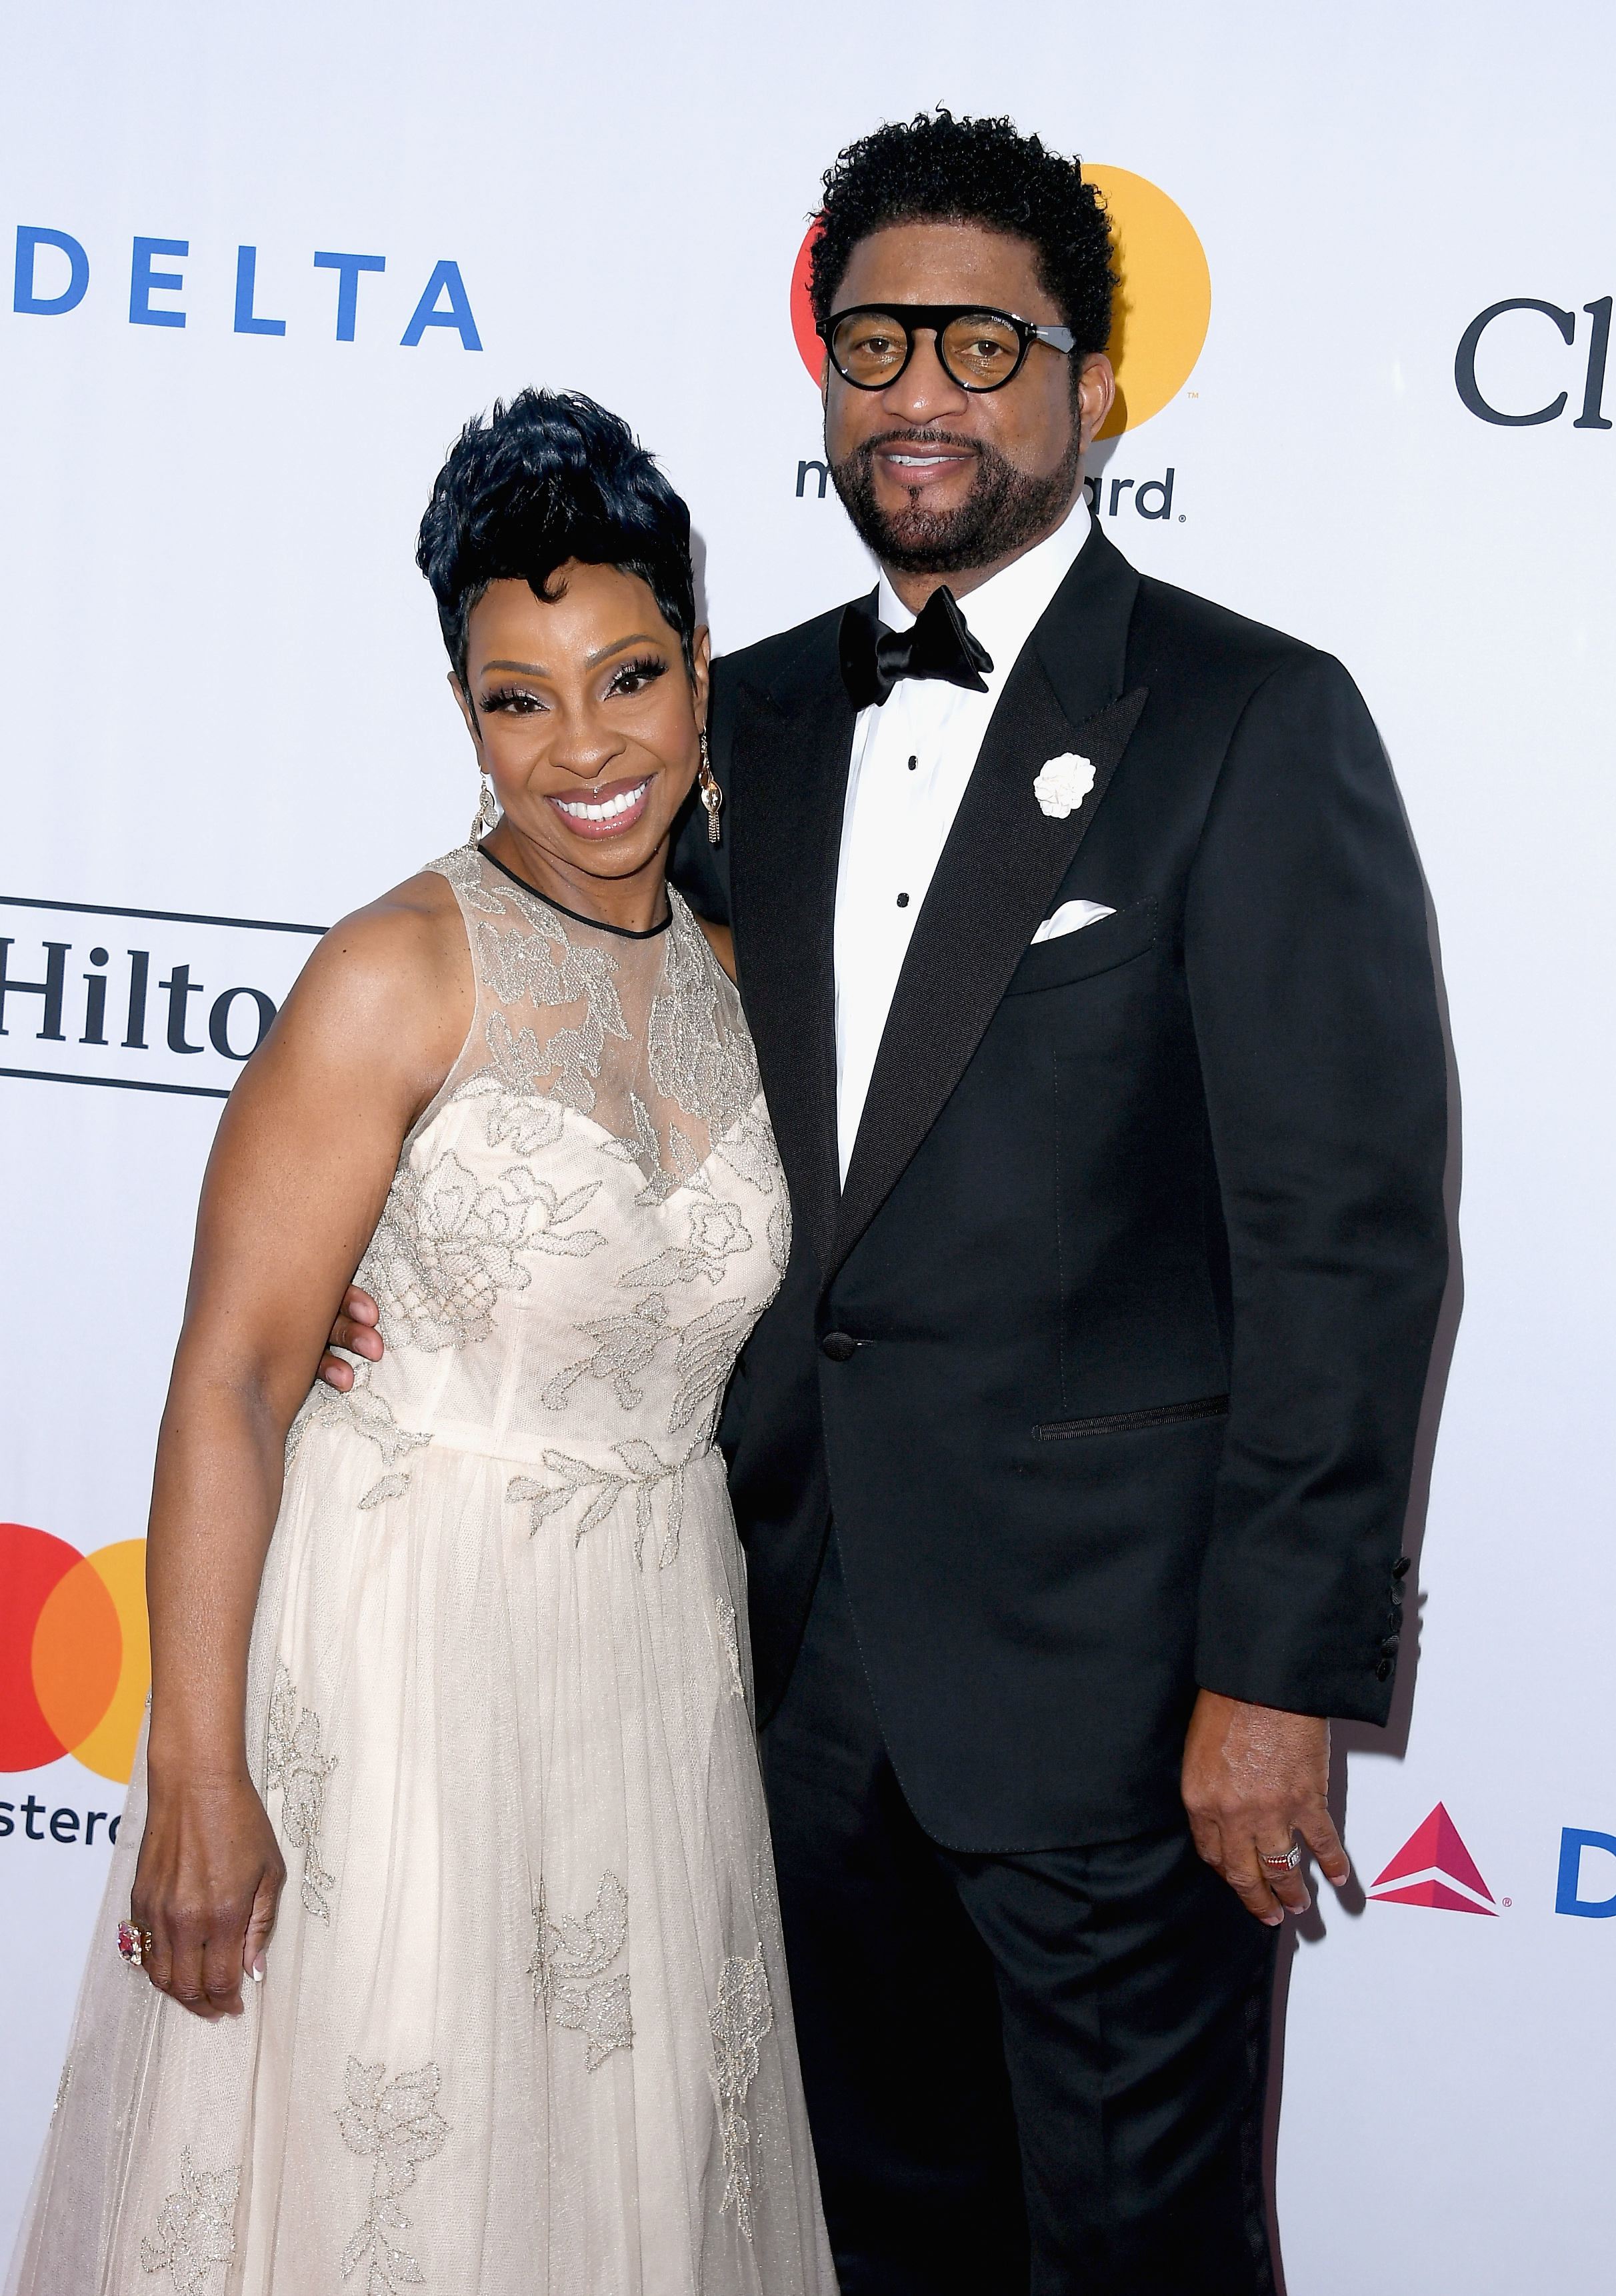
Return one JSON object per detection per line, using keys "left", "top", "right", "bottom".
{"left": 1260, "top": 1847, "right": 1303, "bottom": 1872}
{"left": 117, "top": 1921, "right": 153, "bottom": 1967}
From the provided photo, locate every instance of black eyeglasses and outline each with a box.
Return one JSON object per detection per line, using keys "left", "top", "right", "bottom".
{"left": 819, "top": 303, "right": 1077, "bottom": 393}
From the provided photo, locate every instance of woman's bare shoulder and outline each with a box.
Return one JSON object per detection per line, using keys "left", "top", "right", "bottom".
{"left": 265, "top": 865, "right": 473, "bottom": 1077}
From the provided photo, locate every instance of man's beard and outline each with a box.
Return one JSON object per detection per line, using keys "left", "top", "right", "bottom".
{"left": 829, "top": 425, "right": 1084, "bottom": 575}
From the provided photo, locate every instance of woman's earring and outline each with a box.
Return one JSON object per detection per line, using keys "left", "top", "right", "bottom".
{"left": 698, "top": 731, "right": 723, "bottom": 847}
{"left": 469, "top": 770, "right": 498, "bottom": 845}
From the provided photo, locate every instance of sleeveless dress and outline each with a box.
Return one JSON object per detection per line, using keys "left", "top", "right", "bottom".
{"left": 7, "top": 844, "right": 836, "bottom": 2296}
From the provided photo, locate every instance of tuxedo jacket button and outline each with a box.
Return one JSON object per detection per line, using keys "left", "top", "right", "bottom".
{"left": 1375, "top": 1657, "right": 1394, "bottom": 1681}
{"left": 1393, "top": 1556, "right": 1412, "bottom": 1579}
{"left": 821, "top": 1331, "right": 858, "bottom": 1363}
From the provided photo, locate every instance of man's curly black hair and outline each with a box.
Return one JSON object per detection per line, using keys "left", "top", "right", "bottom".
{"left": 809, "top": 110, "right": 1115, "bottom": 365}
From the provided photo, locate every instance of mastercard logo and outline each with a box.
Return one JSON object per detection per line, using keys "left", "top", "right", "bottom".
{"left": 1, "top": 1524, "right": 149, "bottom": 1783}
{"left": 789, "top": 163, "right": 1211, "bottom": 435}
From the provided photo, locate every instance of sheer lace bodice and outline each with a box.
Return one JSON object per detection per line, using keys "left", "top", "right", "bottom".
{"left": 295, "top": 845, "right": 789, "bottom": 1482}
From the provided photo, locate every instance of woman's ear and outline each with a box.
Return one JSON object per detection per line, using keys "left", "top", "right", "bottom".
{"left": 449, "top": 671, "right": 481, "bottom": 749}
{"left": 690, "top": 626, "right": 712, "bottom": 729}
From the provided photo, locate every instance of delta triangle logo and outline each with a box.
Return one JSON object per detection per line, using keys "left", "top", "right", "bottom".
{"left": 1368, "top": 1803, "right": 1498, "bottom": 1915}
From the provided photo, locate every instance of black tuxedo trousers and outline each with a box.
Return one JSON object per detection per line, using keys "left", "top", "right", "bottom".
{"left": 672, "top": 527, "right": 1449, "bottom": 2285}
{"left": 764, "top": 1529, "right": 1278, "bottom": 2295}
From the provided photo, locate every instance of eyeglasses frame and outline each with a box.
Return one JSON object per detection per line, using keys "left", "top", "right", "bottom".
{"left": 817, "top": 302, "right": 1078, "bottom": 393}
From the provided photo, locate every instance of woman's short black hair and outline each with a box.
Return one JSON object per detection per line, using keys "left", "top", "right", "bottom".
{"left": 809, "top": 110, "right": 1115, "bottom": 365}
{"left": 417, "top": 388, "right": 697, "bottom": 686}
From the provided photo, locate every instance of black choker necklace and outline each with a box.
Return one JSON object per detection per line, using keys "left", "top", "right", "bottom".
{"left": 477, "top": 844, "right": 673, "bottom": 940}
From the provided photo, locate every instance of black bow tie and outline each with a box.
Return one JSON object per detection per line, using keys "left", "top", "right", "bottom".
{"left": 838, "top": 585, "right": 994, "bottom": 712}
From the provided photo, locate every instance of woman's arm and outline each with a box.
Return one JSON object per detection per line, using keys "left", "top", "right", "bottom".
{"left": 133, "top": 873, "right": 470, "bottom": 2020}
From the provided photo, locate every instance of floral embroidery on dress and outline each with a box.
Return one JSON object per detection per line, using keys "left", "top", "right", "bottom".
{"left": 428, "top": 843, "right": 504, "bottom": 913}
{"left": 541, "top": 1293, "right": 673, "bottom": 1413}
{"left": 710, "top": 1951, "right": 775, "bottom": 2242}
{"left": 595, "top": 1088, "right": 667, "bottom": 1192}
{"left": 337, "top": 2058, "right": 449, "bottom": 2293}
{"left": 285, "top": 1365, "right": 433, "bottom": 1473}
{"left": 667, "top": 1299, "right": 756, "bottom": 1435}
{"left": 140, "top": 2149, "right": 241, "bottom": 2292}
{"left": 529, "top": 1873, "right": 633, "bottom": 2071}
{"left": 469, "top": 899, "right": 630, "bottom": 1116}
{"left": 51, "top": 2061, "right": 71, "bottom": 2117}
{"left": 647, "top": 903, "right": 760, "bottom": 1135}
{"left": 716, "top": 1595, "right": 746, "bottom": 1701}
{"left": 621, "top": 1198, "right": 753, "bottom": 1293}
{"left": 541, "top": 1292, "right": 753, "bottom": 1438}
{"left": 449, "top": 1014, "right": 571, "bottom": 1155}
{"left": 713, "top": 1107, "right": 783, "bottom": 1198}
{"left": 359, "top": 1153, "right": 603, "bottom": 1353}
{"left": 265, "top": 1666, "right": 338, "bottom": 1921}
{"left": 359, "top": 1473, "right": 411, "bottom": 1510}
{"left": 507, "top": 1439, "right": 693, "bottom": 1568}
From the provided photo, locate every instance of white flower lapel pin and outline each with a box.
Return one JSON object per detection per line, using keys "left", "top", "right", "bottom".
{"left": 1033, "top": 752, "right": 1096, "bottom": 820}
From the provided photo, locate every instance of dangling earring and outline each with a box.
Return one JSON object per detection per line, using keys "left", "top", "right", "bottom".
{"left": 697, "top": 730, "right": 723, "bottom": 847}
{"left": 469, "top": 769, "right": 498, "bottom": 845}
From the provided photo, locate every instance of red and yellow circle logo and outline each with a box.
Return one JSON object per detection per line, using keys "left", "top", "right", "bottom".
{"left": 789, "top": 165, "right": 1210, "bottom": 434}
{"left": 0, "top": 1524, "right": 149, "bottom": 1783}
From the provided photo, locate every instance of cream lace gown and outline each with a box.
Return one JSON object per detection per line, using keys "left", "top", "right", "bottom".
{"left": 7, "top": 845, "right": 835, "bottom": 2296}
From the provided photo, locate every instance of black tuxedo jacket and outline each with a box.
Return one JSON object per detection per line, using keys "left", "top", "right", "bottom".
{"left": 673, "top": 525, "right": 1448, "bottom": 1852}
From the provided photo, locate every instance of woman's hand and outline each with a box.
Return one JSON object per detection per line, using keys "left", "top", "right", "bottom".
{"left": 131, "top": 1775, "right": 286, "bottom": 2019}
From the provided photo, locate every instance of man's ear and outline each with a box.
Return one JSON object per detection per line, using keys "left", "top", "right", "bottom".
{"left": 449, "top": 671, "right": 481, "bottom": 748}
{"left": 1076, "top": 353, "right": 1117, "bottom": 453}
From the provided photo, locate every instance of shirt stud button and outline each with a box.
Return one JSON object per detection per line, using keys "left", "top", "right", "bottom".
{"left": 896, "top": 892, "right": 910, "bottom": 908}
{"left": 907, "top": 755, "right": 917, "bottom": 770}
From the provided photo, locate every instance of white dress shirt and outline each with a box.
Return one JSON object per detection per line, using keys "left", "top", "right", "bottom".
{"left": 833, "top": 495, "right": 1093, "bottom": 1183}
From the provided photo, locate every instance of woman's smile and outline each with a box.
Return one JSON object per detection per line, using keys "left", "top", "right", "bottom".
{"left": 547, "top": 773, "right": 653, "bottom": 835}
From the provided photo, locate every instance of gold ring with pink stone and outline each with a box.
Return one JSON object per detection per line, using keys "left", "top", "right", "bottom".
{"left": 116, "top": 1921, "right": 153, "bottom": 1967}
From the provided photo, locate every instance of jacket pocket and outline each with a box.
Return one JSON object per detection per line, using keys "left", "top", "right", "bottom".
{"left": 1033, "top": 1393, "right": 1229, "bottom": 1441}
{"left": 1002, "top": 897, "right": 1157, "bottom": 996}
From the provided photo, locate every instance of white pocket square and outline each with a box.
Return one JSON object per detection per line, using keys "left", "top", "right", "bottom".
{"left": 1031, "top": 899, "right": 1116, "bottom": 945}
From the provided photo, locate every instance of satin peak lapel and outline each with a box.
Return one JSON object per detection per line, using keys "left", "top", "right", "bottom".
{"left": 833, "top": 661, "right": 1149, "bottom": 1279}
{"left": 728, "top": 667, "right": 853, "bottom": 1277}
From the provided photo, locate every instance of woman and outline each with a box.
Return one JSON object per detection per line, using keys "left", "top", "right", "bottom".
{"left": 8, "top": 391, "right": 835, "bottom": 2295}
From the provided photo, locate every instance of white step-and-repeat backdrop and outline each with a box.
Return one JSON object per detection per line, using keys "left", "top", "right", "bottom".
{"left": 2, "top": 5, "right": 1611, "bottom": 2285}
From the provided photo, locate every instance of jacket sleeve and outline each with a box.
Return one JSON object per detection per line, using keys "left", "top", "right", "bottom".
{"left": 1183, "top": 650, "right": 1449, "bottom": 1723}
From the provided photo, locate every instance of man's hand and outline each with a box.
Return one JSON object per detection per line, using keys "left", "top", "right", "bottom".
{"left": 317, "top": 1285, "right": 384, "bottom": 1391}
{"left": 1181, "top": 1689, "right": 1351, "bottom": 1925}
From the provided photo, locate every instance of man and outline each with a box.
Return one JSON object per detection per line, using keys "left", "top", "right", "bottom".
{"left": 328, "top": 112, "right": 1447, "bottom": 2294}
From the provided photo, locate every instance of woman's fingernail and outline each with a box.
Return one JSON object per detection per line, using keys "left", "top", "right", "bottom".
{"left": 250, "top": 1960, "right": 265, "bottom": 1983}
